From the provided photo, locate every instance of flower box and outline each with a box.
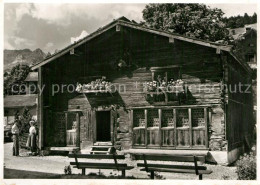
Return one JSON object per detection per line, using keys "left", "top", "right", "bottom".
{"left": 144, "top": 79, "right": 185, "bottom": 93}
{"left": 76, "top": 78, "right": 115, "bottom": 93}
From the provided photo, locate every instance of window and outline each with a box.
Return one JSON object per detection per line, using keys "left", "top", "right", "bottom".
{"left": 132, "top": 107, "right": 209, "bottom": 149}
{"left": 246, "top": 53, "right": 256, "bottom": 63}
{"left": 145, "top": 66, "right": 184, "bottom": 104}
{"left": 151, "top": 66, "right": 181, "bottom": 83}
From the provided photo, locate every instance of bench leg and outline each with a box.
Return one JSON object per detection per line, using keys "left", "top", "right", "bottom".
{"left": 150, "top": 171, "right": 154, "bottom": 179}
{"left": 82, "top": 168, "right": 86, "bottom": 175}
{"left": 199, "top": 174, "right": 202, "bottom": 180}
{"left": 122, "top": 170, "right": 125, "bottom": 178}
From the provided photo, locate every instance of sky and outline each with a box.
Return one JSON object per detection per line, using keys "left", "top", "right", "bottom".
{"left": 4, "top": 3, "right": 257, "bottom": 53}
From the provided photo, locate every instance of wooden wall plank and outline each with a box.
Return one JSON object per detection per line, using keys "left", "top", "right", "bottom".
{"left": 188, "top": 108, "right": 192, "bottom": 148}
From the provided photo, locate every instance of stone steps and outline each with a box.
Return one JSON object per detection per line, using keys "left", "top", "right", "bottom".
{"left": 90, "top": 144, "right": 116, "bottom": 154}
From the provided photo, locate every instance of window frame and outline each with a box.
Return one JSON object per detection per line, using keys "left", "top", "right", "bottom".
{"left": 147, "top": 66, "right": 183, "bottom": 104}
{"left": 131, "top": 106, "right": 209, "bottom": 149}
{"left": 150, "top": 65, "right": 182, "bottom": 83}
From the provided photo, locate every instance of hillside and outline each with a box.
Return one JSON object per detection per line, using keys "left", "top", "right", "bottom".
{"left": 4, "top": 48, "right": 46, "bottom": 71}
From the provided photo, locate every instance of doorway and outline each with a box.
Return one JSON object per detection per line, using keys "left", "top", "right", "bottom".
{"left": 96, "top": 111, "right": 111, "bottom": 142}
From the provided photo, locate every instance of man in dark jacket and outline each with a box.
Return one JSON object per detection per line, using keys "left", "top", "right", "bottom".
{"left": 11, "top": 120, "right": 20, "bottom": 156}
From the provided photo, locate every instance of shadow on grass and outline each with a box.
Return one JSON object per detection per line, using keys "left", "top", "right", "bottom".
{"left": 4, "top": 168, "right": 139, "bottom": 179}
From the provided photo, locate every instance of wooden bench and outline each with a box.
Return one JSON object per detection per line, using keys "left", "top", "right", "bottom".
{"left": 68, "top": 152, "right": 134, "bottom": 177}
{"left": 133, "top": 154, "right": 212, "bottom": 180}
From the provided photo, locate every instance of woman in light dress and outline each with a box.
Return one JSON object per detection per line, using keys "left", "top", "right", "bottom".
{"left": 26, "top": 120, "right": 37, "bottom": 155}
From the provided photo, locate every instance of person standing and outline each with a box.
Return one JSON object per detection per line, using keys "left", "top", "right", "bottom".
{"left": 11, "top": 120, "right": 20, "bottom": 156}
{"left": 26, "top": 120, "right": 37, "bottom": 155}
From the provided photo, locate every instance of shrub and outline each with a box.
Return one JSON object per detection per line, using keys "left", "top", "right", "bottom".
{"left": 236, "top": 152, "right": 256, "bottom": 180}
{"left": 64, "top": 165, "right": 72, "bottom": 175}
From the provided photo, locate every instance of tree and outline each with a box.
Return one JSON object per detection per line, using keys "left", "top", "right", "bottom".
{"left": 19, "top": 107, "right": 32, "bottom": 134}
{"left": 227, "top": 19, "right": 236, "bottom": 29}
{"left": 236, "top": 15, "right": 244, "bottom": 28}
{"left": 244, "top": 13, "right": 250, "bottom": 24}
{"left": 251, "top": 13, "right": 257, "bottom": 24}
{"left": 45, "top": 52, "right": 52, "bottom": 59}
{"left": 142, "top": 4, "right": 229, "bottom": 42}
{"left": 224, "top": 13, "right": 257, "bottom": 28}
{"left": 4, "top": 64, "right": 30, "bottom": 95}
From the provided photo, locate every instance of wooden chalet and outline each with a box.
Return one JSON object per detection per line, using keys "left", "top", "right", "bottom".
{"left": 32, "top": 17, "right": 254, "bottom": 164}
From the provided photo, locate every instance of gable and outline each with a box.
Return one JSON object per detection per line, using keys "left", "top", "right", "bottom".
{"left": 31, "top": 17, "right": 235, "bottom": 71}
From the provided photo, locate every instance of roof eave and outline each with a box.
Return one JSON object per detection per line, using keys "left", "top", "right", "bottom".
{"left": 118, "top": 20, "right": 232, "bottom": 52}
{"left": 229, "top": 52, "right": 253, "bottom": 74}
{"left": 31, "top": 19, "right": 233, "bottom": 70}
{"left": 4, "top": 104, "right": 37, "bottom": 108}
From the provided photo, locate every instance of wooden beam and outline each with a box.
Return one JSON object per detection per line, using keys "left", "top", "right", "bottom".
{"left": 173, "top": 109, "right": 177, "bottom": 148}
{"left": 216, "top": 47, "right": 221, "bottom": 54}
{"left": 150, "top": 65, "right": 180, "bottom": 71}
{"left": 144, "top": 109, "right": 148, "bottom": 147}
{"left": 110, "top": 110, "right": 114, "bottom": 145}
{"left": 76, "top": 112, "right": 80, "bottom": 147}
{"left": 92, "top": 109, "right": 97, "bottom": 143}
{"left": 188, "top": 108, "right": 192, "bottom": 148}
{"left": 70, "top": 48, "right": 74, "bottom": 55}
{"left": 204, "top": 108, "right": 209, "bottom": 148}
{"left": 130, "top": 110, "right": 134, "bottom": 147}
{"left": 169, "top": 37, "right": 174, "bottom": 43}
{"left": 129, "top": 105, "right": 213, "bottom": 109}
{"left": 158, "top": 109, "right": 162, "bottom": 147}
{"left": 38, "top": 67, "right": 43, "bottom": 149}
{"left": 116, "top": 25, "right": 121, "bottom": 32}
{"left": 65, "top": 112, "right": 68, "bottom": 137}
{"left": 118, "top": 21, "right": 232, "bottom": 52}
{"left": 229, "top": 52, "right": 252, "bottom": 74}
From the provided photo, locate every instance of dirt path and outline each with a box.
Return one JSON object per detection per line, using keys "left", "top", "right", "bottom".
{"left": 4, "top": 142, "right": 144, "bottom": 178}
{"left": 4, "top": 142, "right": 237, "bottom": 179}
{"left": 4, "top": 142, "right": 72, "bottom": 174}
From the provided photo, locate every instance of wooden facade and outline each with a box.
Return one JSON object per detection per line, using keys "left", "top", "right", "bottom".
{"left": 32, "top": 17, "right": 254, "bottom": 163}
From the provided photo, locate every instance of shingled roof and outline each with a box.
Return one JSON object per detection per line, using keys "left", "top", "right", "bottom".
{"left": 4, "top": 94, "right": 37, "bottom": 108}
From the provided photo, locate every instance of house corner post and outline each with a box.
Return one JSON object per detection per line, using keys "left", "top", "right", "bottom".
{"left": 38, "top": 66, "right": 44, "bottom": 149}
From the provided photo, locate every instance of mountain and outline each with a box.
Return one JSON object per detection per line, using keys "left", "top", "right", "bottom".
{"left": 4, "top": 48, "right": 46, "bottom": 71}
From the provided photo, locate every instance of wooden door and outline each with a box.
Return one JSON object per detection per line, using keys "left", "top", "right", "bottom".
{"left": 85, "top": 110, "right": 95, "bottom": 144}
{"left": 66, "top": 112, "right": 77, "bottom": 146}
{"left": 96, "top": 111, "right": 111, "bottom": 142}
{"left": 53, "top": 112, "right": 66, "bottom": 146}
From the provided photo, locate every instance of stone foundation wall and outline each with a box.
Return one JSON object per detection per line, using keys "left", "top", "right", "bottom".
{"left": 208, "top": 105, "right": 227, "bottom": 151}
{"left": 115, "top": 108, "right": 132, "bottom": 150}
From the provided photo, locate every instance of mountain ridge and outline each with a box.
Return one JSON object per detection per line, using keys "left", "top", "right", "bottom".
{"left": 4, "top": 48, "right": 46, "bottom": 71}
